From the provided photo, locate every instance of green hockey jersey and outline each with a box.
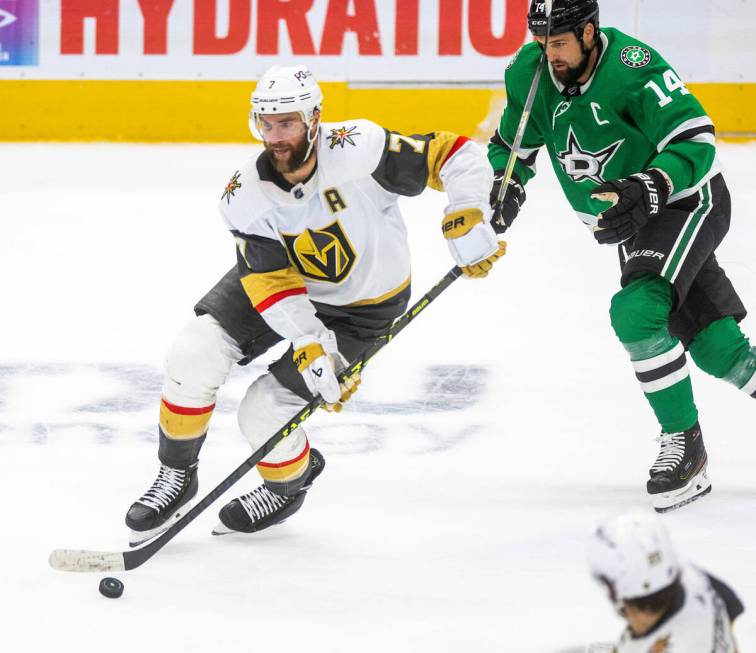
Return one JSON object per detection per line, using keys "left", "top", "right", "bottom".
{"left": 488, "top": 27, "right": 720, "bottom": 229}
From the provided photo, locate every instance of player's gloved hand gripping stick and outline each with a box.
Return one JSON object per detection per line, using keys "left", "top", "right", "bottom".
{"left": 49, "top": 265, "right": 466, "bottom": 573}
{"left": 492, "top": 0, "right": 554, "bottom": 232}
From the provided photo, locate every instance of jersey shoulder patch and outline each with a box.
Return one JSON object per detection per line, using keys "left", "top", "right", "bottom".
{"left": 217, "top": 158, "right": 275, "bottom": 235}
{"left": 603, "top": 28, "right": 665, "bottom": 74}
{"left": 620, "top": 45, "right": 652, "bottom": 69}
{"left": 504, "top": 41, "right": 544, "bottom": 98}
{"left": 318, "top": 119, "right": 385, "bottom": 183}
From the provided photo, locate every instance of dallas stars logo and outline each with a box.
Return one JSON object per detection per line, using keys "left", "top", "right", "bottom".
{"left": 328, "top": 126, "right": 360, "bottom": 149}
{"left": 556, "top": 126, "right": 624, "bottom": 185}
{"left": 221, "top": 171, "right": 242, "bottom": 204}
{"left": 621, "top": 45, "right": 651, "bottom": 68}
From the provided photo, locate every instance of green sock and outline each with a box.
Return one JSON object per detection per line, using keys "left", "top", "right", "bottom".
{"left": 689, "top": 316, "right": 756, "bottom": 396}
{"left": 610, "top": 275, "right": 698, "bottom": 433}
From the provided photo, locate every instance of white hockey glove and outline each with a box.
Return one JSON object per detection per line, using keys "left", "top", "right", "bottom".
{"left": 442, "top": 207, "right": 507, "bottom": 279}
{"left": 293, "top": 330, "right": 361, "bottom": 413}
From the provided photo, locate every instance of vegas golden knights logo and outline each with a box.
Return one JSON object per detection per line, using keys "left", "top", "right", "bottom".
{"left": 282, "top": 220, "right": 356, "bottom": 283}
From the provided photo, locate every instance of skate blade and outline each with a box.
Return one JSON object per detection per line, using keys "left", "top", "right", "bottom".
{"left": 128, "top": 502, "right": 193, "bottom": 547}
{"left": 651, "top": 468, "right": 712, "bottom": 513}
{"left": 211, "top": 518, "right": 289, "bottom": 536}
{"left": 211, "top": 521, "right": 235, "bottom": 536}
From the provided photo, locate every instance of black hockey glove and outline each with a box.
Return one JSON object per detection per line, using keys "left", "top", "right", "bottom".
{"left": 591, "top": 169, "right": 670, "bottom": 245}
{"left": 490, "top": 171, "right": 526, "bottom": 234}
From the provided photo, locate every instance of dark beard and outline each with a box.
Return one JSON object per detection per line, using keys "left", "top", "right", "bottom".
{"left": 264, "top": 136, "right": 311, "bottom": 174}
{"left": 553, "top": 50, "right": 592, "bottom": 85}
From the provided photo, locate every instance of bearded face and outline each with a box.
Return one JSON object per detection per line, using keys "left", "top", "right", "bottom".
{"left": 535, "top": 23, "right": 598, "bottom": 88}
{"left": 552, "top": 48, "right": 593, "bottom": 85}
{"left": 256, "top": 112, "right": 317, "bottom": 174}
{"left": 264, "top": 131, "right": 312, "bottom": 174}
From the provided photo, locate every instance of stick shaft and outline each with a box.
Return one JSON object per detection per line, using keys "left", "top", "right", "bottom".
{"left": 119, "top": 266, "right": 463, "bottom": 570}
{"left": 494, "top": 8, "right": 554, "bottom": 227}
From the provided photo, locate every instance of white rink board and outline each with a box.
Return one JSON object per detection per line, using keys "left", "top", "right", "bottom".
{"left": 0, "top": 0, "right": 754, "bottom": 82}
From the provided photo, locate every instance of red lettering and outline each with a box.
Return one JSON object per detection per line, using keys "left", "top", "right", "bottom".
{"left": 320, "top": 0, "right": 381, "bottom": 56}
{"left": 60, "top": 0, "right": 119, "bottom": 54}
{"left": 395, "top": 0, "right": 419, "bottom": 55}
{"left": 138, "top": 0, "right": 175, "bottom": 54}
{"left": 438, "top": 0, "right": 462, "bottom": 55}
{"left": 256, "top": 0, "right": 316, "bottom": 55}
{"left": 468, "top": 0, "right": 529, "bottom": 56}
{"left": 193, "top": 0, "right": 250, "bottom": 55}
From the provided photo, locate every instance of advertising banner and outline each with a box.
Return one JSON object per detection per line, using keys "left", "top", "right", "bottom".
{"left": 0, "top": 0, "right": 39, "bottom": 65}
{"left": 2, "top": 0, "right": 531, "bottom": 82}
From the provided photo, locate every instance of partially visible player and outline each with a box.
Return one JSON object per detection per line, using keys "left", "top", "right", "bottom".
{"left": 489, "top": 0, "right": 755, "bottom": 512}
{"left": 588, "top": 511, "right": 744, "bottom": 652}
{"left": 123, "top": 64, "right": 505, "bottom": 545}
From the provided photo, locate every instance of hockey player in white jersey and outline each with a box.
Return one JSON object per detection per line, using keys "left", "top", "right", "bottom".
{"left": 123, "top": 64, "right": 505, "bottom": 544}
{"left": 588, "top": 511, "right": 744, "bottom": 652}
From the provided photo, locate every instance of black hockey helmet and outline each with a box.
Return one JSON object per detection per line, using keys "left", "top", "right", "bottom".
{"left": 528, "top": 0, "right": 599, "bottom": 38}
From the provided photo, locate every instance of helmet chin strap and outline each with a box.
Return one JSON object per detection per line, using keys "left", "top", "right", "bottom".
{"left": 303, "top": 116, "right": 320, "bottom": 163}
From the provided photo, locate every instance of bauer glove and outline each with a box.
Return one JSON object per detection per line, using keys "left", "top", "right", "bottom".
{"left": 591, "top": 169, "right": 670, "bottom": 245}
{"left": 293, "top": 330, "right": 360, "bottom": 413}
{"left": 490, "top": 172, "right": 526, "bottom": 234}
{"left": 443, "top": 207, "right": 507, "bottom": 279}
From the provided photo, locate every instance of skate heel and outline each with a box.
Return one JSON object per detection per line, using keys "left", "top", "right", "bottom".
{"left": 651, "top": 463, "right": 711, "bottom": 513}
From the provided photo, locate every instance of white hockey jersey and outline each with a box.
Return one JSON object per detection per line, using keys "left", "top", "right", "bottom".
{"left": 615, "top": 564, "right": 743, "bottom": 653}
{"left": 218, "top": 119, "right": 492, "bottom": 342}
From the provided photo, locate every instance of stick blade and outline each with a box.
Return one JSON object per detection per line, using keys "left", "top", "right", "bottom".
{"left": 49, "top": 548, "right": 126, "bottom": 573}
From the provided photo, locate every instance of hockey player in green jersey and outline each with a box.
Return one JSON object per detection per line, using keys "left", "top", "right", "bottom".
{"left": 489, "top": 0, "right": 755, "bottom": 512}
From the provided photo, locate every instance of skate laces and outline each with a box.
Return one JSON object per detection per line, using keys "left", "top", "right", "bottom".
{"left": 651, "top": 432, "right": 686, "bottom": 473}
{"left": 136, "top": 465, "right": 187, "bottom": 511}
{"left": 238, "top": 486, "right": 288, "bottom": 522}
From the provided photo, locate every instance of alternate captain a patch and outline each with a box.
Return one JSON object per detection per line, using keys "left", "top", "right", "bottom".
{"left": 221, "top": 171, "right": 242, "bottom": 204}
{"left": 328, "top": 125, "right": 361, "bottom": 149}
{"left": 281, "top": 220, "right": 357, "bottom": 283}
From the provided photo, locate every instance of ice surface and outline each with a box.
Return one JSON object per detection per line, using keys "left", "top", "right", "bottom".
{"left": 1, "top": 142, "right": 754, "bottom": 652}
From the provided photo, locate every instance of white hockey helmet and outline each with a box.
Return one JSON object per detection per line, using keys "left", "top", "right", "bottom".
{"left": 587, "top": 511, "right": 680, "bottom": 601}
{"left": 249, "top": 64, "right": 323, "bottom": 141}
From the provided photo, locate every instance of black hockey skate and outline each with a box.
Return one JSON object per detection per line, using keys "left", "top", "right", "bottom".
{"left": 125, "top": 463, "right": 198, "bottom": 547}
{"left": 647, "top": 421, "right": 711, "bottom": 513}
{"left": 212, "top": 449, "right": 325, "bottom": 535}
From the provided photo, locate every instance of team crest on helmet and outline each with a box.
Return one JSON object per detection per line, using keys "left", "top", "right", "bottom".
{"left": 221, "top": 171, "right": 242, "bottom": 204}
{"left": 621, "top": 46, "right": 651, "bottom": 68}
{"left": 557, "top": 125, "right": 624, "bottom": 185}
{"left": 282, "top": 220, "right": 356, "bottom": 283}
{"left": 328, "top": 126, "right": 361, "bottom": 149}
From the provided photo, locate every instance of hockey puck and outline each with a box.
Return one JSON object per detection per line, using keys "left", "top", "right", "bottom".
{"left": 98, "top": 577, "right": 124, "bottom": 599}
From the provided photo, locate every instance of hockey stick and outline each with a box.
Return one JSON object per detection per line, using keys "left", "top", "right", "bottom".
{"left": 493, "top": 0, "right": 553, "bottom": 231}
{"left": 49, "top": 266, "right": 464, "bottom": 573}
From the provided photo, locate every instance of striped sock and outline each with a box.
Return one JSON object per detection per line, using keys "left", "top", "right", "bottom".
{"left": 258, "top": 440, "right": 312, "bottom": 495}
{"left": 625, "top": 333, "right": 698, "bottom": 434}
{"left": 157, "top": 398, "right": 215, "bottom": 468}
